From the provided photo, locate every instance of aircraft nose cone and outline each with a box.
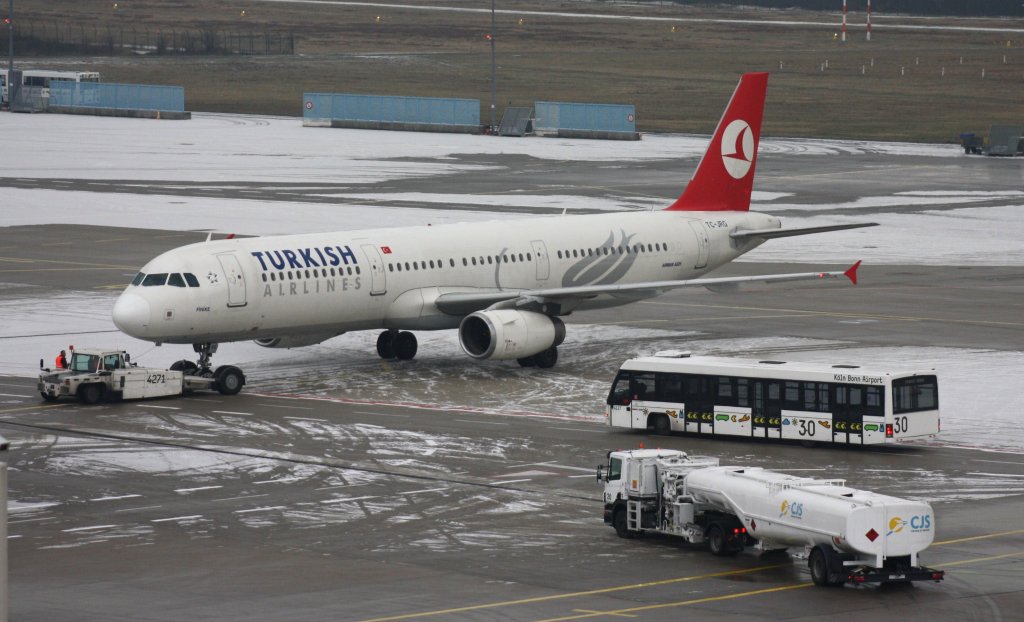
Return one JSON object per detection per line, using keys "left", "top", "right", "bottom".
{"left": 112, "top": 293, "right": 151, "bottom": 337}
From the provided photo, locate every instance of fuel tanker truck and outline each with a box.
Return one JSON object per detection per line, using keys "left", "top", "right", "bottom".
{"left": 598, "top": 449, "right": 944, "bottom": 586}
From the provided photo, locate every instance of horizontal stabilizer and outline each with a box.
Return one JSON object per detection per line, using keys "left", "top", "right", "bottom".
{"left": 730, "top": 222, "right": 878, "bottom": 241}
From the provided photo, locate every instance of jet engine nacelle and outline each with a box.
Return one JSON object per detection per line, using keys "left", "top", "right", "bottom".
{"left": 254, "top": 332, "right": 343, "bottom": 349}
{"left": 458, "top": 310, "right": 565, "bottom": 360}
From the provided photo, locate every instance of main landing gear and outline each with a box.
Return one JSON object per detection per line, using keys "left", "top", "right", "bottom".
{"left": 170, "top": 342, "right": 246, "bottom": 396}
{"left": 376, "top": 330, "right": 418, "bottom": 361}
{"left": 516, "top": 346, "right": 558, "bottom": 369}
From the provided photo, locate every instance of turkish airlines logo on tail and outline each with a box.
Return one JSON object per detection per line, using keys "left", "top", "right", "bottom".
{"left": 721, "top": 119, "right": 754, "bottom": 180}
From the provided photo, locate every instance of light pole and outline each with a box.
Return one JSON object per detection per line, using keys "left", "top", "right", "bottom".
{"left": 489, "top": 0, "right": 496, "bottom": 133}
{"left": 6, "top": 0, "right": 11, "bottom": 74}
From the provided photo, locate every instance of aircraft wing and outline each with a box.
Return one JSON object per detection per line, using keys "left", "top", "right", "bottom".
{"left": 434, "top": 261, "right": 862, "bottom": 316}
{"left": 730, "top": 222, "right": 877, "bottom": 241}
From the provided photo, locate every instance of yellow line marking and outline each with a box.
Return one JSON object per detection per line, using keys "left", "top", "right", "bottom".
{"left": 0, "top": 403, "right": 68, "bottom": 415}
{"left": 356, "top": 564, "right": 789, "bottom": 622}
{"left": 537, "top": 583, "right": 814, "bottom": 622}
{"left": 935, "top": 528, "right": 1024, "bottom": 546}
{"left": 939, "top": 551, "right": 1024, "bottom": 567}
{"left": 0, "top": 255, "right": 137, "bottom": 269}
{"left": 571, "top": 610, "right": 636, "bottom": 619}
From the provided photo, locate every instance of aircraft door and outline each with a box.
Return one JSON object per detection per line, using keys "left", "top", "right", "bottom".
{"left": 216, "top": 253, "right": 247, "bottom": 308}
{"left": 530, "top": 240, "right": 550, "bottom": 281}
{"left": 360, "top": 244, "right": 387, "bottom": 296}
{"left": 688, "top": 221, "right": 710, "bottom": 269}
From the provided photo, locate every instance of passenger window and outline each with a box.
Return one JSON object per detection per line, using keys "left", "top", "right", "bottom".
{"left": 142, "top": 273, "right": 168, "bottom": 286}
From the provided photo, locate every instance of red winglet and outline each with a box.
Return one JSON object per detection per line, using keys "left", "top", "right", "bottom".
{"left": 844, "top": 260, "right": 862, "bottom": 285}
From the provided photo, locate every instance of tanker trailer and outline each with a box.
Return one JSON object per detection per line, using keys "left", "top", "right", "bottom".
{"left": 599, "top": 449, "right": 945, "bottom": 587}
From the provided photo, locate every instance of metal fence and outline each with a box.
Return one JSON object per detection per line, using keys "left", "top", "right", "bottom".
{"left": 303, "top": 93, "right": 480, "bottom": 127}
{"left": 50, "top": 82, "right": 185, "bottom": 112}
{"left": 13, "top": 21, "right": 294, "bottom": 56}
{"left": 534, "top": 101, "right": 637, "bottom": 133}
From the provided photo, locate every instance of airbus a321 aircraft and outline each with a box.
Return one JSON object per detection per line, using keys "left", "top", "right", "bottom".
{"left": 113, "top": 72, "right": 873, "bottom": 379}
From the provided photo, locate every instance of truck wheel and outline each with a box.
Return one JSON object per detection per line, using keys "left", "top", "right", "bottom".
{"left": 79, "top": 384, "right": 103, "bottom": 405}
{"left": 170, "top": 359, "right": 199, "bottom": 375}
{"left": 40, "top": 392, "right": 57, "bottom": 402}
{"left": 652, "top": 414, "right": 671, "bottom": 436}
{"left": 613, "top": 509, "right": 634, "bottom": 539}
{"left": 809, "top": 546, "right": 844, "bottom": 587}
{"left": 707, "top": 524, "right": 737, "bottom": 556}
{"left": 214, "top": 366, "right": 245, "bottom": 395}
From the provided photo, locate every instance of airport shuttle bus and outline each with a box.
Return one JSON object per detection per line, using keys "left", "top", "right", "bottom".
{"left": 1, "top": 69, "right": 100, "bottom": 105}
{"left": 606, "top": 353, "right": 939, "bottom": 445}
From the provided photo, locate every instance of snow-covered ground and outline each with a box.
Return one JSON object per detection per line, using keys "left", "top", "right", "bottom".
{"left": 1, "top": 111, "right": 1022, "bottom": 453}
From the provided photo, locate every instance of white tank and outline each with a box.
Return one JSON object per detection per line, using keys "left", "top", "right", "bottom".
{"left": 684, "top": 466, "right": 935, "bottom": 566}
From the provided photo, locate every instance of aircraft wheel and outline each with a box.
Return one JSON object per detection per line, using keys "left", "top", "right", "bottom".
{"left": 214, "top": 365, "right": 245, "bottom": 396}
{"left": 516, "top": 356, "right": 536, "bottom": 367}
{"left": 533, "top": 346, "right": 558, "bottom": 369}
{"left": 394, "top": 332, "right": 418, "bottom": 360}
{"left": 376, "top": 331, "right": 396, "bottom": 359}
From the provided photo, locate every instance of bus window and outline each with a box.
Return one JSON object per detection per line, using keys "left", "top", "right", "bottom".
{"left": 632, "top": 372, "right": 655, "bottom": 400}
{"left": 717, "top": 376, "right": 735, "bottom": 405}
{"left": 656, "top": 373, "right": 683, "bottom": 402}
{"left": 865, "top": 386, "right": 883, "bottom": 417}
{"left": 784, "top": 381, "right": 801, "bottom": 410}
{"left": 736, "top": 377, "right": 749, "bottom": 407}
{"left": 893, "top": 376, "right": 938, "bottom": 413}
{"left": 607, "top": 372, "right": 632, "bottom": 405}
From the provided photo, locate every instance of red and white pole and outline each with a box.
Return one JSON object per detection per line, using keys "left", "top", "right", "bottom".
{"left": 866, "top": 0, "right": 872, "bottom": 41}
{"left": 841, "top": 0, "right": 847, "bottom": 43}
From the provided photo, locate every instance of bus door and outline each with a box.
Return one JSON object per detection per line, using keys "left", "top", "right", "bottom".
{"left": 752, "top": 380, "right": 782, "bottom": 439}
{"left": 681, "top": 375, "right": 715, "bottom": 434}
{"left": 832, "top": 385, "right": 865, "bottom": 445}
{"left": 606, "top": 371, "right": 634, "bottom": 429}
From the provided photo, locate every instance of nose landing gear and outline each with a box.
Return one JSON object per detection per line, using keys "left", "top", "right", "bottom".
{"left": 170, "top": 343, "right": 245, "bottom": 395}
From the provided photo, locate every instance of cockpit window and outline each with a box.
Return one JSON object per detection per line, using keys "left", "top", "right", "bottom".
{"left": 184, "top": 273, "right": 200, "bottom": 288}
{"left": 168, "top": 273, "right": 186, "bottom": 287}
{"left": 142, "top": 273, "right": 168, "bottom": 286}
{"left": 131, "top": 272, "right": 145, "bottom": 286}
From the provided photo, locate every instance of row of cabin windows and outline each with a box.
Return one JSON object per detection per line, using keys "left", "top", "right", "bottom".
{"left": 557, "top": 242, "right": 668, "bottom": 260}
{"left": 260, "top": 265, "right": 360, "bottom": 283}
{"left": 608, "top": 372, "right": 890, "bottom": 419}
{"left": 131, "top": 272, "right": 200, "bottom": 288}
{"left": 387, "top": 252, "right": 535, "bottom": 273}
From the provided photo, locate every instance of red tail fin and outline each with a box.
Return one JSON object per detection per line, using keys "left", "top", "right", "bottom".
{"left": 666, "top": 72, "right": 768, "bottom": 212}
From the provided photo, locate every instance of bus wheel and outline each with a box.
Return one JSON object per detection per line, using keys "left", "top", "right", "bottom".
{"left": 652, "top": 414, "right": 671, "bottom": 436}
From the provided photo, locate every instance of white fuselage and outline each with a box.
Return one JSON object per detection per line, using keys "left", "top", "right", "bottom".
{"left": 112, "top": 209, "right": 777, "bottom": 345}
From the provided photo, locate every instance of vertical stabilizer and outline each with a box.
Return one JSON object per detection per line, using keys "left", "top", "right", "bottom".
{"left": 666, "top": 72, "right": 769, "bottom": 212}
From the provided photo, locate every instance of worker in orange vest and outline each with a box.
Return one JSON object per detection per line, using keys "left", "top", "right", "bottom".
{"left": 55, "top": 350, "right": 68, "bottom": 369}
